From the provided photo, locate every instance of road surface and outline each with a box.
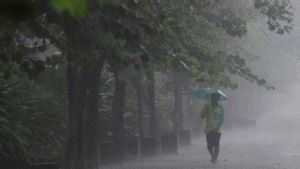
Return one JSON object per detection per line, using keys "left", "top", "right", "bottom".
{"left": 101, "top": 130, "right": 300, "bottom": 169}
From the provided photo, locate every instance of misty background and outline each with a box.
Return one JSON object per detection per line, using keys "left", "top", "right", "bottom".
{"left": 222, "top": 0, "right": 300, "bottom": 135}
{"left": 2, "top": 1, "right": 300, "bottom": 169}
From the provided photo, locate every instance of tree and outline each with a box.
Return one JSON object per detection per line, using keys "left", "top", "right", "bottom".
{"left": 0, "top": 70, "right": 65, "bottom": 161}
{"left": 0, "top": 1, "right": 295, "bottom": 169}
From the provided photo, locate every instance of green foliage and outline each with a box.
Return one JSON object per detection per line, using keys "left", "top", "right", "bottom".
{"left": 0, "top": 0, "right": 293, "bottom": 163}
{"left": 52, "top": 0, "right": 87, "bottom": 17}
{"left": 254, "top": 0, "right": 293, "bottom": 34}
{"left": 0, "top": 75, "right": 65, "bottom": 159}
{"left": 51, "top": 0, "right": 112, "bottom": 17}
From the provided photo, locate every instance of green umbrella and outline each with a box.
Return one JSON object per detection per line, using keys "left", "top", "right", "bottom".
{"left": 191, "top": 88, "right": 227, "bottom": 101}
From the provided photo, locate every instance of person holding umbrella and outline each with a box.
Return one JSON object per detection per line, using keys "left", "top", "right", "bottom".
{"left": 192, "top": 88, "right": 226, "bottom": 163}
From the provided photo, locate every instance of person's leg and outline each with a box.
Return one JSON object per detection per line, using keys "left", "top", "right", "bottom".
{"left": 206, "top": 133, "right": 214, "bottom": 160}
{"left": 212, "top": 146, "right": 219, "bottom": 162}
{"left": 212, "top": 132, "right": 221, "bottom": 163}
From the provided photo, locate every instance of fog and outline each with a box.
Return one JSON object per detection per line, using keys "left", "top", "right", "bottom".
{"left": 4, "top": 1, "right": 300, "bottom": 169}
{"left": 101, "top": 1, "right": 300, "bottom": 168}
{"left": 222, "top": 0, "right": 300, "bottom": 136}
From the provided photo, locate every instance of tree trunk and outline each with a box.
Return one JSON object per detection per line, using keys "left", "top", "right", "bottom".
{"left": 135, "top": 72, "right": 144, "bottom": 137}
{"left": 112, "top": 72, "right": 127, "bottom": 161}
{"left": 45, "top": 9, "right": 106, "bottom": 169}
{"left": 185, "top": 95, "right": 194, "bottom": 129}
{"left": 147, "top": 72, "right": 161, "bottom": 155}
{"left": 65, "top": 52, "right": 104, "bottom": 169}
{"left": 173, "top": 69, "right": 183, "bottom": 132}
{"left": 66, "top": 59, "right": 88, "bottom": 169}
{"left": 85, "top": 59, "right": 105, "bottom": 169}
{"left": 147, "top": 73, "right": 158, "bottom": 137}
{"left": 184, "top": 79, "right": 193, "bottom": 130}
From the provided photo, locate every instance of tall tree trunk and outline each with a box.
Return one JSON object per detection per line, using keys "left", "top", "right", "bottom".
{"left": 66, "top": 59, "right": 88, "bottom": 169}
{"left": 173, "top": 69, "right": 183, "bottom": 132}
{"left": 147, "top": 72, "right": 161, "bottom": 155}
{"left": 65, "top": 52, "right": 104, "bottom": 169}
{"left": 184, "top": 79, "right": 193, "bottom": 130}
{"left": 85, "top": 59, "right": 105, "bottom": 169}
{"left": 185, "top": 95, "right": 194, "bottom": 129}
{"left": 51, "top": 9, "right": 105, "bottom": 169}
{"left": 135, "top": 72, "right": 144, "bottom": 137}
{"left": 147, "top": 73, "right": 158, "bottom": 137}
{"left": 112, "top": 72, "right": 127, "bottom": 161}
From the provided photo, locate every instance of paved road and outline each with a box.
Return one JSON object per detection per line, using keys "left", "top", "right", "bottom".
{"left": 101, "top": 130, "right": 300, "bottom": 169}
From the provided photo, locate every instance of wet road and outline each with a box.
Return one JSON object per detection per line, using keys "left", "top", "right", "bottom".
{"left": 101, "top": 130, "right": 300, "bottom": 169}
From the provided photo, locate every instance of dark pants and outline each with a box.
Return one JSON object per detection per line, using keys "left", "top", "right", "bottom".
{"left": 206, "top": 131, "right": 221, "bottom": 162}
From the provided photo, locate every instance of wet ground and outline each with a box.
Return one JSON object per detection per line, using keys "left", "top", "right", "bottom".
{"left": 101, "top": 129, "right": 300, "bottom": 169}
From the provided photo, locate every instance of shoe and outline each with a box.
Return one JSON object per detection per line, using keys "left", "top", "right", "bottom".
{"left": 210, "top": 157, "right": 217, "bottom": 164}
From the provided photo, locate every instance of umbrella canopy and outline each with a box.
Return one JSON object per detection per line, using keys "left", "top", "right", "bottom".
{"left": 191, "top": 88, "right": 227, "bottom": 101}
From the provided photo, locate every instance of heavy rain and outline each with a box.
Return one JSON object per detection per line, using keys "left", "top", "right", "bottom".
{"left": 1, "top": 0, "right": 300, "bottom": 169}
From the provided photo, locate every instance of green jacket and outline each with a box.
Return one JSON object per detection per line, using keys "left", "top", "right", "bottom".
{"left": 201, "top": 103, "right": 224, "bottom": 134}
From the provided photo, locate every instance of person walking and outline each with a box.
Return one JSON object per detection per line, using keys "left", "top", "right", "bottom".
{"left": 201, "top": 92, "right": 224, "bottom": 163}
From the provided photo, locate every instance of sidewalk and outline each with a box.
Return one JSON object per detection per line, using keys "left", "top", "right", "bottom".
{"left": 101, "top": 130, "right": 300, "bottom": 169}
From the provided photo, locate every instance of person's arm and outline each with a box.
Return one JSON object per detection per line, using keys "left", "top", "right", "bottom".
{"left": 220, "top": 107, "right": 224, "bottom": 126}
{"left": 215, "top": 106, "right": 224, "bottom": 130}
{"left": 200, "top": 104, "right": 209, "bottom": 119}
